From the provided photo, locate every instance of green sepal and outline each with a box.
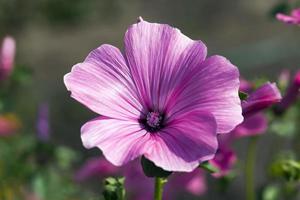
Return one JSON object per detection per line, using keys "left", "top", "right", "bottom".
{"left": 199, "top": 161, "right": 219, "bottom": 173}
{"left": 141, "top": 156, "right": 172, "bottom": 178}
{"left": 239, "top": 91, "right": 249, "bottom": 101}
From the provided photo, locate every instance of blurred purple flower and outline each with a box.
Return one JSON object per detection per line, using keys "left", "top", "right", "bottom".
{"left": 75, "top": 157, "right": 119, "bottom": 182}
{"left": 276, "top": 8, "right": 300, "bottom": 25}
{"left": 239, "top": 78, "right": 253, "bottom": 93}
{"left": 36, "top": 103, "right": 50, "bottom": 142}
{"left": 209, "top": 146, "right": 237, "bottom": 178}
{"left": 278, "top": 69, "right": 290, "bottom": 89}
{"left": 275, "top": 71, "right": 300, "bottom": 114}
{"left": 209, "top": 81, "right": 280, "bottom": 177}
{"left": 64, "top": 18, "right": 243, "bottom": 172}
{"left": 0, "top": 113, "right": 21, "bottom": 137}
{"left": 77, "top": 157, "right": 206, "bottom": 199}
{"left": 233, "top": 113, "right": 268, "bottom": 138}
{"left": 0, "top": 36, "right": 16, "bottom": 81}
{"left": 169, "top": 170, "right": 206, "bottom": 196}
{"left": 242, "top": 82, "right": 281, "bottom": 117}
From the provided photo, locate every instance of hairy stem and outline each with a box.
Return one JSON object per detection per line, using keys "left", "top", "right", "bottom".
{"left": 154, "top": 177, "right": 166, "bottom": 200}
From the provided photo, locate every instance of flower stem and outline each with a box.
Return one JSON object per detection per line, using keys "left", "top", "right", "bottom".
{"left": 245, "top": 136, "right": 258, "bottom": 200}
{"left": 154, "top": 177, "right": 166, "bottom": 200}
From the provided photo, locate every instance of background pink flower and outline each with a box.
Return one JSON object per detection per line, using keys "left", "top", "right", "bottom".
{"left": 0, "top": 36, "right": 16, "bottom": 81}
{"left": 0, "top": 114, "right": 21, "bottom": 137}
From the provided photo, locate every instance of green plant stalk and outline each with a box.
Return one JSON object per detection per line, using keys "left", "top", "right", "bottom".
{"left": 246, "top": 136, "right": 258, "bottom": 200}
{"left": 154, "top": 177, "right": 166, "bottom": 200}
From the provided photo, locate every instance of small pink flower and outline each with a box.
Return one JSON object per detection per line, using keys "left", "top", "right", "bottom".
{"left": 0, "top": 36, "right": 16, "bottom": 81}
{"left": 276, "top": 8, "right": 300, "bottom": 25}
{"left": 64, "top": 18, "right": 243, "bottom": 172}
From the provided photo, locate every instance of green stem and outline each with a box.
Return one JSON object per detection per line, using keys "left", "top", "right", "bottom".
{"left": 154, "top": 177, "right": 166, "bottom": 200}
{"left": 245, "top": 136, "right": 258, "bottom": 200}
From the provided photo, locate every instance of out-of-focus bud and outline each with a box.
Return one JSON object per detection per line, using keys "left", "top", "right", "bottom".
{"left": 242, "top": 82, "right": 282, "bottom": 117}
{"left": 278, "top": 69, "right": 290, "bottom": 90}
{"left": 103, "top": 177, "right": 126, "bottom": 200}
{"left": 0, "top": 36, "right": 16, "bottom": 81}
{"left": 274, "top": 71, "right": 300, "bottom": 115}
{"left": 209, "top": 147, "right": 237, "bottom": 178}
{"left": 0, "top": 113, "right": 21, "bottom": 137}
{"left": 240, "top": 79, "right": 253, "bottom": 93}
{"left": 36, "top": 103, "right": 50, "bottom": 142}
{"left": 270, "top": 159, "right": 300, "bottom": 182}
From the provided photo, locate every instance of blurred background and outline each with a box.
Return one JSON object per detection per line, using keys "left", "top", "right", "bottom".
{"left": 0, "top": 0, "right": 300, "bottom": 199}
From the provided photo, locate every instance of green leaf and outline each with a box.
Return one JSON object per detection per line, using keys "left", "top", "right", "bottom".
{"left": 199, "top": 161, "right": 219, "bottom": 173}
{"left": 239, "top": 91, "right": 249, "bottom": 101}
{"left": 141, "top": 156, "right": 172, "bottom": 178}
{"left": 269, "top": 3, "right": 290, "bottom": 18}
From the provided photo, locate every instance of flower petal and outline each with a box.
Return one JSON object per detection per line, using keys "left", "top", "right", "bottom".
{"left": 81, "top": 117, "right": 149, "bottom": 166}
{"left": 291, "top": 8, "right": 300, "bottom": 18}
{"left": 166, "top": 55, "right": 243, "bottom": 134}
{"left": 64, "top": 44, "right": 143, "bottom": 120}
{"left": 124, "top": 19, "right": 207, "bottom": 111}
{"left": 144, "top": 112, "right": 217, "bottom": 172}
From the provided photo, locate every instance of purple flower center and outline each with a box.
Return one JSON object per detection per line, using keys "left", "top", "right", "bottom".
{"left": 140, "top": 111, "right": 164, "bottom": 133}
{"left": 146, "top": 112, "right": 161, "bottom": 128}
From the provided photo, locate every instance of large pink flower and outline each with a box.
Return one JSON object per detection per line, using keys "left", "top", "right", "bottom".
{"left": 64, "top": 18, "right": 243, "bottom": 172}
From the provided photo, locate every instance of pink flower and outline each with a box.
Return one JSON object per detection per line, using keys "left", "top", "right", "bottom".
{"left": 0, "top": 36, "right": 16, "bottom": 81}
{"left": 275, "top": 70, "right": 300, "bottom": 114}
{"left": 64, "top": 18, "right": 243, "bottom": 172}
{"left": 276, "top": 8, "right": 300, "bottom": 25}
{"left": 0, "top": 113, "right": 21, "bottom": 137}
